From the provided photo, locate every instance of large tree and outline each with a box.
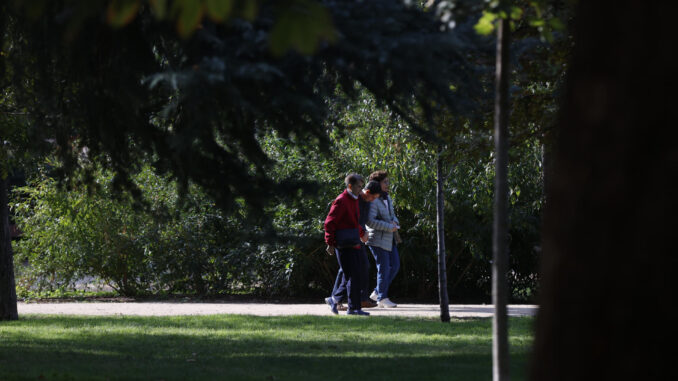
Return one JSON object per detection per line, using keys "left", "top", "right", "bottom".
{"left": 1, "top": 3, "right": 41, "bottom": 320}
{"left": 532, "top": 1, "right": 673, "bottom": 379}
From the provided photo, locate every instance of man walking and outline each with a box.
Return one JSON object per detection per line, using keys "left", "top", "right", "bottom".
{"left": 324, "top": 174, "right": 370, "bottom": 316}
{"left": 327, "top": 180, "right": 382, "bottom": 311}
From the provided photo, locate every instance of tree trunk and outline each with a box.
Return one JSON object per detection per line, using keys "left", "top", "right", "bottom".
{"left": 436, "top": 148, "right": 450, "bottom": 323}
{"left": 531, "top": 1, "right": 674, "bottom": 380}
{"left": 0, "top": 176, "right": 18, "bottom": 321}
{"left": 492, "top": 16, "right": 510, "bottom": 381}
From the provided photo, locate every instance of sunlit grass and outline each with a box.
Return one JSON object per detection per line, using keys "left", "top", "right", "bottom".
{"left": 0, "top": 315, "right": 534, "bottom": 380}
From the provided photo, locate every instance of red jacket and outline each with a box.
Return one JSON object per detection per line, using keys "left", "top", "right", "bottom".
{"left": 324, "top": 189, "right": 365, "bottom": 247}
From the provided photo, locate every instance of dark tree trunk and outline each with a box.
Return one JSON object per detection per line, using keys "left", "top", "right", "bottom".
{"left": 531, "top": 1, "right": 674, "bottom": 380}
{"left": 492, "top": 16, "right": 510, "bottom": 381}
{"left": 0, "top": 176, "right": 18, "bottom": 321}
{"left": 436, "top": 148, "right": 450, "bottom": 323}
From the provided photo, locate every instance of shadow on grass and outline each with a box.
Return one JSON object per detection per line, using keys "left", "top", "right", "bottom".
{"left": 0, "top": 315, "right": 533, "bottom": 381}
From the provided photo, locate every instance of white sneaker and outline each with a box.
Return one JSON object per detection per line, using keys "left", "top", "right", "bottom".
{"left": 378, "top": 298, "right": 397, "bottom": 308}
{"left": 369, "top": 290, "right": 378, "bottom": 302}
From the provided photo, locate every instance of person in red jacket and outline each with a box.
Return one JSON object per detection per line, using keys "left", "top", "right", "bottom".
{"left": 324, "top": 173, "right": 369, "bottom": 316}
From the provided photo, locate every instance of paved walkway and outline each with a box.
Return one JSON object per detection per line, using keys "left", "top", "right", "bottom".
{"left": 17, "top": 302, "right": 537, "bottom": 318}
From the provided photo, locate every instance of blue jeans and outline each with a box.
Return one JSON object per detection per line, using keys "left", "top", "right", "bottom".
{"left": 368, "top": 243, "right": 400, "bottom": 301}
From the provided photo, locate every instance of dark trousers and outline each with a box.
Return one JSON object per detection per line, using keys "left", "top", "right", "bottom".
{"left": 332, "top": 246, "right": 363, "bottom": 311}
{"left": 332, "top": 245, "right": 370, "bottom": 303}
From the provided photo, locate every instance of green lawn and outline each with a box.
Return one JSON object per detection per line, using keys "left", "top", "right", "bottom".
{"left": 0, "top": 315, "right": 534, "bottom": 380}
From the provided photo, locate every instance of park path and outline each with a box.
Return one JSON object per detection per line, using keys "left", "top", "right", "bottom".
{"left": 17, "top": 302, "right": 537, "bottom": 318}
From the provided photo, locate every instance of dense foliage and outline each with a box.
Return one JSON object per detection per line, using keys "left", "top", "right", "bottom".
{"left": 13, "top": 88, "right": 546, "bottom": 302}
{"left": 4, "top": 0, "right": 485, "bottom": 214}
{"left": 264, "top": 90, "right": 546, "bottom": 302}
{"left": 13, "top": 162, "right": 303, "bottom": 297}
{"left": 6, "top": 1, "right": 570, "bottom": 302}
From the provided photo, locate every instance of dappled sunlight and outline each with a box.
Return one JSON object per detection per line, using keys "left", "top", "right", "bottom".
{"left": 1, "top": 315, "right": 534, "bottom": 380}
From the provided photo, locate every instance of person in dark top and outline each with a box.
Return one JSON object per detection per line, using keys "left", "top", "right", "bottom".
{"left": 325, "top": 180, "right": 382, "bottom": 313}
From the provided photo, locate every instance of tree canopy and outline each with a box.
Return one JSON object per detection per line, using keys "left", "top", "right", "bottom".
{"left": 4, "top": 0, "right": 487, "bottom": 216}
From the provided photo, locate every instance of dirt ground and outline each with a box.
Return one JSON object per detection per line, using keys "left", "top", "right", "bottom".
{"left": 17, "top": 301, "right": 537, "bottom": 318}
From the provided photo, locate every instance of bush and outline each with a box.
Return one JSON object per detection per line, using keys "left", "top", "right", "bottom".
{"left": 12, "top": 165, "right": 301, "bottom": 297}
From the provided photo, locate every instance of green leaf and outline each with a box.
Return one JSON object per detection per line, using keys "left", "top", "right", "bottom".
{"left": 173, "top": 0, "right": 205, "bottom": 38}
{"left": 206, "top": 0, "right": 234, "bottom": 22}
{"left": 106, "top": 0, "right": 140, "bottom": 28}
{"left": 531, "top": 1, "right": 543, "bottom": 19}
{"left": 240, "top": 0, "right": 259, "bottom": 21}
{"left": 269, "top": 1, "right": 337, "bottom": 56}
{"left": 549, "top": 17, "right": 565, "bottom": 31}
{"left": 149, "top": 0, "right": 168, "bottom": 19}
{"left": 510, "top": 6, "right": 523, "bottom": 21}
{"left": 529, "top": 19, "right": 545, "bottom": 27}
{"left": 474, "top": 11, "right": 497, "bottom": 35}
{"left": 543, "top": 30, "right": 554, "bottom": 43}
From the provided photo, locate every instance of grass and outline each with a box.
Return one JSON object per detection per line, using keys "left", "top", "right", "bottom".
{"left": 0, "top": 315, "right": 534, "bottom": 381}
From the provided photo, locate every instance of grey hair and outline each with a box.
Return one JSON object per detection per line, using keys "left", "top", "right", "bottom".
{"left": 344, "top": 173, "right": 364, "bottom": 187}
